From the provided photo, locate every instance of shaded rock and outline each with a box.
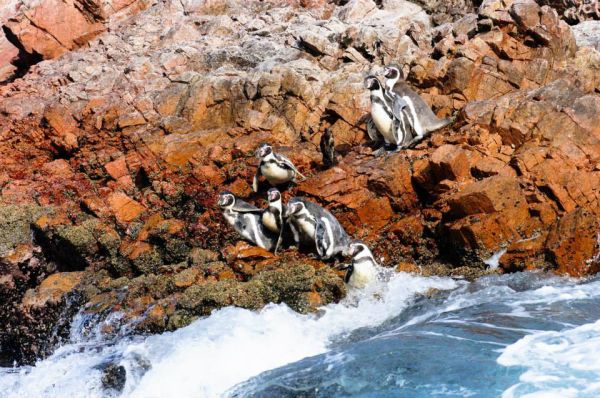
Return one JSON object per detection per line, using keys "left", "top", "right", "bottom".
{"left": 545, "top": 208, "right": 600, "bottom": 276}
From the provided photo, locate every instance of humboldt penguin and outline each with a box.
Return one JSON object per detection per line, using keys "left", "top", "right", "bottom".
{"left": 261, "top": 188, "right": 287, "bottom": 253}
{"left": 286, "top": 197, "right": 350, "bottom": 260}
{"left": 253, "top": 143, "right": 306, "bottom": 192}
{"left": 339, "top": 241, "right": 378, "bottom": 289}
{"left": 382, "top": 64, "right": 452, "bottom": 147}
{"left": 364, "top": 75, "right": 415, "bottom": 150}
{"left": 218, "top": 191, "right": 276, "bottom": 251}
{"left": 320, "top": 128, "right": 337, "bottom": 168}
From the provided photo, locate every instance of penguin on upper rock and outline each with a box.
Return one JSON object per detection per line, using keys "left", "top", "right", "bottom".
{"left": 381, "top": 64, "right": 452, "bottom": 147}
{"left": 253, "top": 143, "right": 306, "bottom": 192}
{"left": 364, "top": 75, "right": 416, "bottom": 151}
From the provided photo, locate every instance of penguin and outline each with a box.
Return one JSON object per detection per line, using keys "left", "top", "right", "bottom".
{"left": 286, "top": 197, "right": 350, "bottom": 260}
{"left": 364, "top": 75, "right": 415, "bottom": 150}
{"left": 382, "top": 64, "right": 452, "bottom": 147}
{"left": 261, "top": 188, "right": 287, "bottom": 253}
{"left": 320, "top": 128, "right": 337, "bottom": 168}
{"left": 338, "top": 241, "right": 378, "bottom": 289}
{"left": 217, "top": 191, "right": 276, "bottom": 251}
{"left": 253, "top": 143, "right": 306, "bottom": 192}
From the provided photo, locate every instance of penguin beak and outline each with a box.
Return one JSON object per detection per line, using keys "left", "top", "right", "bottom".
{"left": 268, "top": 191, "right": 278, "bottom": 202}
{"left": 383, "top": 68, "right": 392, "bottom": 78}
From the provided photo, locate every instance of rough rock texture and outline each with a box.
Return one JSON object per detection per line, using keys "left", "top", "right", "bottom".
{"left": 0, "top": 0, "right": 151, "bottom": 83}
{"left": 572, "top": 20, "right": 600, "bottom": 50}
{"left": 0, "top": 0, "right": 599, "bottom": 365}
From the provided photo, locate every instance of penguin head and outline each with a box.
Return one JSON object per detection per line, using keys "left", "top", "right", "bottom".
{"left": 364, "top": 75, "right": 381, "bottom": 91}
{"left": 256, "top": 143, "right": 273, "bottom": 159}
{"left": 217, "top": 191, "right": 236, "bottom": 208}
{"left": 267, "top": 188, "right": 281, "bottom": 204}
{"left": 286, "top": 199, "right": 306, "bottom": 218}
{"left": 383, "top": 64, "right": 403, "bottom": 81}
{"left": 348, "top": 241, "right": 369, "bottom": 257}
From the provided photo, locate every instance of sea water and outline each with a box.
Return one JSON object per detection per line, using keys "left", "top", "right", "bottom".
{"left": 1, "top": 271, "right": 599, "bottom": 398}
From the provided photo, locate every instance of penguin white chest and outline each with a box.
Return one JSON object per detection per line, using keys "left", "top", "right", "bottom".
{"left": 261, "top": 163, "right": 293, "bottom": 185}
{"left": 297, "top": 218, "right": 316, "bottom": 239}
{"left": 371, "top": 103, "right": 393, "bottom": 142}
{"left": 348, "top": 261, "right": 377, "bottom": 289}
{"left": 261, "top": 211, "right": 279, "bottom": 233}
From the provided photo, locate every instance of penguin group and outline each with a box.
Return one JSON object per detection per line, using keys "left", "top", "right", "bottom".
{"left": 218, "top": 64, "right": 452, "bottom": 289}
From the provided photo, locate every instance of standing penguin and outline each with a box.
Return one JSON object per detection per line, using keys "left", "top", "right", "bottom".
{"left": 286, "top": 197, "right": 350, "bottom": 260}
{"left": 339, "top": 241, "right": 378, "bottom": 289}
{"left": 382, "top": 64, "right": 452, "bottom": 147}
{"left": 218, "top": 191, "right": 276, "bottom": 251}
{"left": 261, "top": 188, "right": 287, "bottom": 253}
{"left": 253, "top": 144, "right": 306, "bottom": 192}
{"left": 320, "top": 128, "right": 337, "bottom": 168}
{"left": 364, "top": 75, "right": 415, "bottom": 150}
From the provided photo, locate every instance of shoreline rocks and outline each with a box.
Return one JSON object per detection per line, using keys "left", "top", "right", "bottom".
{"left": 0, "top": 0, "right": 598, "bottom": 365}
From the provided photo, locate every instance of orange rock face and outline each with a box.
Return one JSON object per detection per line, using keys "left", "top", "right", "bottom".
{"left": 0, "top": 0, "right": 599, "bottom": 365}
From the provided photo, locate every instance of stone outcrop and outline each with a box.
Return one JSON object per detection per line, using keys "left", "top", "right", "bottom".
{"left": 0, "top": 0, "right": 151, "bottom": 83}
{"left": 0, "top": 0, "right": 599, "bottom": 365}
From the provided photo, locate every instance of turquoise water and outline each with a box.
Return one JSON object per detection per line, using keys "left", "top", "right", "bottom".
{"left": 1, "top": 271, "right": 599, "bottom": 398}
{"left": 230, "top": 273, "right": 600, "bottom": 398}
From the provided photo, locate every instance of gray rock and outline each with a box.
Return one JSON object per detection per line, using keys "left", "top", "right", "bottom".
{"left": 572, "top": 21, "right": 600, "bottom": 51}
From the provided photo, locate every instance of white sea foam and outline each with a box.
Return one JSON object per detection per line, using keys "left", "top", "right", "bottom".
{"left": 0, "top": 271, "right": 457, "bottom": 398}
{"left": 484, "top": 248, "right": 507, "bottom": 269}
{"left": 499, "top": 319, "right": 600, "bottom": 398}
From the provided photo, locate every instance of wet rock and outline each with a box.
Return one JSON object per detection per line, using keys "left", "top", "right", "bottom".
{"left": 22, "top": 272, "right": 83, "bottom": 308}
{"left": 101, "top": 363, "right": 127, "bottom": 392}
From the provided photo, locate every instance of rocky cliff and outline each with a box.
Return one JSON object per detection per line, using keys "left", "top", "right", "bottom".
{"left": 0, "top": 0, "right": 598, "bottom": 365}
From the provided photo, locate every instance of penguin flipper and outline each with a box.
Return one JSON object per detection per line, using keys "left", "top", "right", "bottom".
{"left": 275, "top": 153, "right": 306, "bottom": 181}
{"left": 344, "top": 264, "right": 354, "bottom": 284}
{"left": 232, "top": 199, "right": 262, "bottom": 213}
{"left": 391, "top": 96, "right": 409, "bottom": 122}
{"left": 315, "top": 219, "right": 325, "bottom": 258}
{"left": 274, "top": 227, "right": 284, "bottom": 254}
{"left": 366, "top": 118, "right": 383, "bottom": 143}
{"left": 252, "top": 167, "right": 261, "bottom": 192}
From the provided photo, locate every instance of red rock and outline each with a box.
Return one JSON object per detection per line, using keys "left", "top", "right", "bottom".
{"left": 390, "top": 215, "right": 425, "bottom": 245}
{"left": 356, "top": 197, "right": 394, "bottom": 234}
{"left": 42, "top": 159, "right": 74, "bottom": 177}
{"left": 22, "top": 272, "right": 83, "bottom": 308}
{"left": 545, "top": 209, "right": 600, "bottom": 276}
{"left": 447, "top": 176, "right": 526, "bottom": 218}
{"left": 108, "top": 192, "right": 145, "bottom": 223}
{"left": 365, "top": 155, "right": 418, "bottom": 211}
{"left": 105, "top": 157, "right": 129, "bottom": 180}
{"left": 499, "top": 234, "right": 547, "bottom": 272}
{"left": 430, "top": 144, "right": 472, "bottom": 182}
{"left": 43, "top": 105, "right": 81, "bottom": 152}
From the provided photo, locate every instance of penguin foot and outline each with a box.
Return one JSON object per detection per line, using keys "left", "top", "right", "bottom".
{"left": 373, "top": 147, "right": 387, "bottom": 157}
